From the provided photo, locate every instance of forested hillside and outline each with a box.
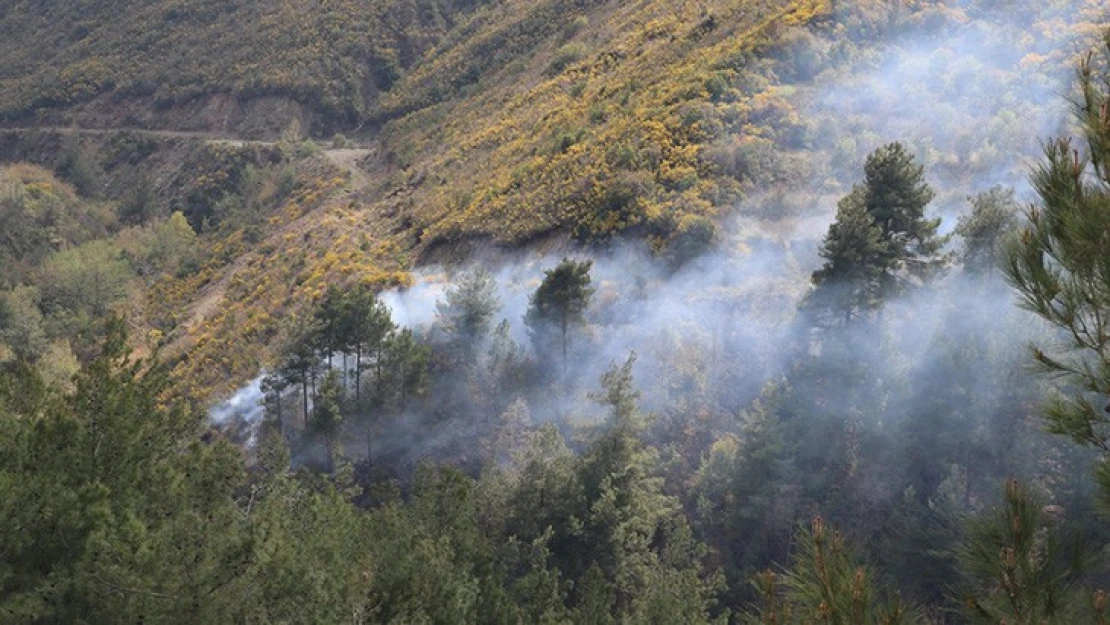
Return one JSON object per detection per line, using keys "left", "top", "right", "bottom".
{"left": 3, "top": 0, "right": 1110, "bottom": 622}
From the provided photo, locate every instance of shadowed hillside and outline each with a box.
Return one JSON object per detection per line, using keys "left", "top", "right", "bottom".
{"left": 0, "top": 0, "right": 489, "bottom": 134}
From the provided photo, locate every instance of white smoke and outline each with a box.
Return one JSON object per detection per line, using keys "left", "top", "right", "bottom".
{"left": 206, "top": 1, "right": 1108, "bottom": 469}
{"left": 208, "top": 375, "right": 266, "bottom": 446}
{"left": 379, "top": 278, "right": 448, "bottom": 329}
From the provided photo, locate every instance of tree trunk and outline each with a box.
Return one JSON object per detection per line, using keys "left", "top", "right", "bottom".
{"left": 355, "top": 343, "right": 362, "bottom": 405}
{"left": 366, "top": 421, "right": 373, "bottom": 468}
{"left": 302, "top": 378, "right": 309, "bottom": 429}
{"left": 376, "top": 346, "right": 383, "bottom": 387}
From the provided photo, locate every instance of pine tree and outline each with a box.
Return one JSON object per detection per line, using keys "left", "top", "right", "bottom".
{"left": 525, "top": 258, "right": 594, "bottom": 372}
{"left": 482, "top": 397, "right": 532, "bottom": 465}
{"left": 956, "top": 480, "right": 1095, "bottom": 624}
{"left": 118, "top": 172, "right": 158, "bottom": 225}
{"left": 247, "top": 453, "right": 373, "bottom": 623}
{"left": 311, "top": 370, "right": 345, "bottom": 472}
{"left": 260, "top": 372, "right": 290, "bottom": 434}
{"left": 347, "top": 285, "right": 394, "bottom": 407}
{"left": 692, "top": 387, "right": 798, "bottom": 606}
{"left": 0, "top": 286, "right": 47, "bottom": 363}
{"left": 809, "top": 190, "right": 890, "bottom": 323}
{"left": 365, "top": 466, "right": 489, "bottom": 623}
{"left": 275, "top": 315, "right": 322, "bottom": 428}
{"left": 876, "top": 485, "right": 961, "bottom": 606}
{"left": 956, "top": 186, "right": 1020, "bottom": 274}
{"left": 480, "top": 318, "right": 529, "bottom": 417}
{"left": 380, "top": 327, "right": 429, "bottom": 412}
{"left": 55, "top": 135, "right": 102, "bottom": 199}
{"left": 313, "top": 286, "right": 348, "bottom": 368}
{"left": 573, "top": 563, "right": 618, "bottom": 625}
{"left": 809, "top": 142, "right": 943, "bottom": 324}
{"left": 436, "top": 268, "right": 502, "bottom": 359}
{"left": 859, "top": 142, "right": 940, "bottom": 269}
{"left": 1002, "top": 35, "right": 1110, "bottom": 509}
{"left": 0, "top": 319, "right": 256, "bottom": 622}
{"left": 502, "top": 422, "right": 582, "bottom": 550}
{"left": 744, "top": 517, "right": 917, "bottom": 625}
{"left": 570, "top": 356, "right": 721, "bottom": 620}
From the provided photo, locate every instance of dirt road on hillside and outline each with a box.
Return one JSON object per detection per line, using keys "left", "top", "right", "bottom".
{"left": 1, "top": 125, "right": 376, "bottom": 192}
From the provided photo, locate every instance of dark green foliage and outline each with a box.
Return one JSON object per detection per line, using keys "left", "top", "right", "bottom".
{"left": 1002, "top": 35, "right": 1110, "bottom": 508}
{"left": 0, "top": 320, "right": 253, "bottom": 622}
{"left": 344, "top": 285, "right": 397, "bottom": 407}
{"left": 525, "top": 258, "right": 594, "bottom": 371}
{"left": 692, "top": 388, "right": 798, "bottom": 605}
{"left": 273, "top": 314, "right": 322, "bottom": 427}
{"left": 874, "top": 485, "right": 962, "bottom": 606}
{"left": 313, "top": 286, "right": 350, "bottom": 365}
{"left": 55, "top": 137, "right": 103, "bottom": 199}
{"left": 245, "top": 465, "right": 372, "bottom": 623}
{"left": 809, "top": 189, "right": 890, "bottom": 322}
{"left": 267, "top": 283, "right": 433, "bottom": 469}
{"left": 961, "top": 41, "right": 1110, "bottom": 597}
{"left": 118, "top": 172, "right": 159, "bottom": 225}
{"left": 858, "top": 142, "right": 941, "bottom": 267}
{"left": 0, "top": 286, "right": 47, "bottom": 363}
{"left": 1005, "top": 143, "right": 1110, "bottom": 419}
{"left": 957, "top": 480, "right": 1097, "bottom": 624}
{"left": 956, "top": 186, "right": 1020, "bottom": 274}
{"left": 485, "top": 319, "right": 528, "bottom": 397}
{"left": 744, "top": 517, "right": 917, "bottom": 624}
{"left": 809, "top": 142, "right": 943, "bottom": 324}
{"left": 5, "top": 15, "right": 1110, "bottom": 625}
{"left": 179, "top": 146, "right": 282, "bottom": 233}
{"left": 563, "top": 357, "right": 725, "bottom": 622}
{"left": 380, "top": 328, "right": 430, "bottom": 411}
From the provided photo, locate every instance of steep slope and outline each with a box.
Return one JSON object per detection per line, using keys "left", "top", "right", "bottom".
{"left": 0, "top": 0, "right": 489, "bottom": 135}
{"left": 372, "top": 0, "right": 1107, "bottom": 253}
{"left": 384, "top": 0, "right": 825, "bottom": 251}
{"left": 155, "top": 0, "right": 826, "bottom": 399}
{"left": 0, "top": 0, "right": 1106, "bottom": 404}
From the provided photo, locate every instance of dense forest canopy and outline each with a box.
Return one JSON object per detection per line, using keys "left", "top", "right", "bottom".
{"left": 2, "top": 0, "right": 1110, "bottom": 622}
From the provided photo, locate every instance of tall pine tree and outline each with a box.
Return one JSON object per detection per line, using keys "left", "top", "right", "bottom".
{"left": 809, "top": 142, "right": 943, "bottom": 324}
{"left": 525, "top": 258, "right": 594, "bottom": 373}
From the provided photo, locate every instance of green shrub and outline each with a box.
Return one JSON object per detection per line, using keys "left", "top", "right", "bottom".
{"left": 546, "top": 43, "right": 587, "bottom": 76}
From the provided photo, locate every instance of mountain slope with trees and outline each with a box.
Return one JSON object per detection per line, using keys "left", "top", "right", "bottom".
{"left": 0, "top": 0, "right": 1105, "bottom": 404}
{"left": 4, "top": 6, "right": 1110, "bottom": 622}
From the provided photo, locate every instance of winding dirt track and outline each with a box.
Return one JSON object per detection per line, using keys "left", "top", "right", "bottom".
{"left": 1, "top": 125, "right": 376, "bottom": 192}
